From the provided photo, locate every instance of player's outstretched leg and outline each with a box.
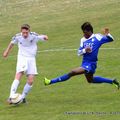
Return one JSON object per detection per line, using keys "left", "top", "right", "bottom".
{"left": 85, "top": 74, "right": 120, "bottom": 89}
{"left": 93, "top": 76, "right": 120, "bottom": 89}
{"left": 44, "top": 67, "right": 85, "bottom": 85}
{"left": 44, "top": 74, "right": 71, "bottom": 85}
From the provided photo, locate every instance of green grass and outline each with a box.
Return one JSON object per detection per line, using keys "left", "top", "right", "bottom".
{"left": 0, "top": 0, "right": 120, "bottom": 120}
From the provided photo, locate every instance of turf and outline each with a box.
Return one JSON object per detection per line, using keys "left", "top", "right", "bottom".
{"left": 0, "top": 0, "right": 120, "bottom": 120}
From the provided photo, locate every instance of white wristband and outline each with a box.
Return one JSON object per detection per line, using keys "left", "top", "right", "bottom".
{"left": 83, "top": 49, "right": 86, "bottom": 53}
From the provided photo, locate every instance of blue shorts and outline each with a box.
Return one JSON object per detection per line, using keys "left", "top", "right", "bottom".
{"left": 81, "top": 62, "right": 97, "bottom": 74}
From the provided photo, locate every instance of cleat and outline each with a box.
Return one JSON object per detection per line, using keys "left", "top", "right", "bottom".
{"left": 44, "top": 78, "right": 51, "bottom": 85}
{"left": 112, "top": 79, "right": 120, "bottom": 90}
{"left": 7, "top": 98, "right": 13, "bottom": 105}
{"left": 22, "top": 98, "right": 27, "bottom": 104}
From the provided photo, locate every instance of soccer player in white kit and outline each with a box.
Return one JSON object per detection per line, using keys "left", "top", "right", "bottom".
{"left": 3, "top": 24, "right": 48, "bottom": 104}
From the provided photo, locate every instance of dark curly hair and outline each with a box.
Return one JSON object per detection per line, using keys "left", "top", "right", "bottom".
{"left": 81, "top": 22, "right": 93, "bottom": 33}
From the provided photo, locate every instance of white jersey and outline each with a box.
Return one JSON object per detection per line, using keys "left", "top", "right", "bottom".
{"left": 11, "top": 32, "right": 46, "bottom": 57}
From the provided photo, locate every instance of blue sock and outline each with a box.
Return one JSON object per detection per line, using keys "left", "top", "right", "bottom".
{"left": 50, "top": 74, "right": 71, "bottom": 84}
{"left": 93, "top": 76, "right": 113, "bottom": 84}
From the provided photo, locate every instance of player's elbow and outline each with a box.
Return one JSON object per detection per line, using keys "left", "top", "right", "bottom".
{"left": 77, "top": 50, "right": 84, "bottom": 56}
{"left": 44, "top": 35, "right": 48, "bottom": 40}
{"left": 87, "top": 80, "right": 93, "bottom": 83}
{"left": 106, "top": 34, "right": 114, "bottom": 42}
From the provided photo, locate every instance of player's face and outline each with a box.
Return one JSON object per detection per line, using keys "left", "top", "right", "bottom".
{"left": 83, "top": 30, "right": 92, "bottom": 39}
{"left": 21, "top": 29, "right": 30, "bottom": 39}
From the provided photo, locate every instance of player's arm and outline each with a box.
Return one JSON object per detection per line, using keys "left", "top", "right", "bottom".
{"left": 78, "top": 47, "right": 92, "bottom": 56}
{"left": 32, "top": 32, "right": 48, "bottom": 41}
{"left": 3, "top": 42, "right": 14, "bottom": 58}
{"left": 38, "top": 35, "right": 48, "bottom": 41}
{"left": 78, "top": 47, "right": 86, "bottom": 56}
{"left": 3, "top": 35, "right": 18, "bottom": 58}
{"left": 77, "top": 38, "right": 92, "bottom": 56}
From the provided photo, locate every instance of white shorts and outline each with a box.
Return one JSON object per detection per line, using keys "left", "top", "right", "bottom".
{"left": 16, "top": 55, "right": 38, "bottom": 75}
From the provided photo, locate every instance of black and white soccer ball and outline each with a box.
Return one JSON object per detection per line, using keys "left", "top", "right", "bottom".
{"left": 11, "top": 93, "right": 22, "bottom": 104}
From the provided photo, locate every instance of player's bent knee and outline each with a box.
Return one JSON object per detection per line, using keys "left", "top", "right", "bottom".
{"left": 68, "top": 70, "right": 77, "bottom": 77}
{"left": 27, "top": 80, "right": 34, "bottom": 85}
{"left": 86, "top": 78, "right": 93, "bottom": 83}
{"left": 87, "top": 80, "right": 93, "bottom": 83}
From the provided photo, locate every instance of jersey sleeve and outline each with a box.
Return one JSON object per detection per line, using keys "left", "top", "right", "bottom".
{"left": 95, "top": 33, "right": 114, "bottom": 45}
{"left": 78, "top": 38, "right": 86, "bottom": 56}
{"left": 11, "top": 35, "right": 18, "bottom": 44}
{"left": 101, "top": 33, "right": 114, "bottom": 44}
{"left": 36, "top": 35, "right": 46, "bottom": 41}
{"left": 31, "top": 32, "right": 46, "bottom": 42}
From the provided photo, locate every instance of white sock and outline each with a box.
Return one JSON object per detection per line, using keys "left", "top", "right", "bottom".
{"left": 21, "top": 83, "right": 32, "bottom": 99}
{"left": 10, "top": 79, "right": 20, "bottom": 98}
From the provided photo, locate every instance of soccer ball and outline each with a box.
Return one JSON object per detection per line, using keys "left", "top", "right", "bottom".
{"left": 11, "top": 93, "right": 22, "bottom": 104}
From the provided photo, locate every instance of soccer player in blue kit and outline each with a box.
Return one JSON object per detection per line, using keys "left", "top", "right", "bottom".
{"left": 44, "top": 22, "right": 119, "bottom": 89}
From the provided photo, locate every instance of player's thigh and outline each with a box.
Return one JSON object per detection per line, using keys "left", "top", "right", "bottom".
{"left": 16, "top": 55, "right": 28, "bottom": 73}
{"left": 84, "top": 73, "right": 93, "bottom": 83}
{"left": 27, "top": 58, "right": 38, "bottom": 75}
{"left": 27, "top": 74, "right": 35, "bottom": 85}
{"left": 69, "top": 67, "right": 85, "bottom": 76}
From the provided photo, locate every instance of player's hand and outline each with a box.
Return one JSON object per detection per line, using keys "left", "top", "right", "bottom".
{"left": 44, "top": 35, "right": 48, "bottom": 40}
{"left": 85, "top": 47, "right": 92, "bottom": 53}
{"left": 102, "top": 28, "right": 110, "bottom": 35}
{"left": 3, "top": 51, "right": 8, "bottom": 58}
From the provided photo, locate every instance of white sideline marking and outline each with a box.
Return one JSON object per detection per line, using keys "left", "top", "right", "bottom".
{"left": 38, "top": 48, "right": 77, "bottom": 53}
{"left": 38, "top": 48, "right": 120, "bottom": 53}
{"left": 1, "top": 48, "right": 119, "bottom": 59}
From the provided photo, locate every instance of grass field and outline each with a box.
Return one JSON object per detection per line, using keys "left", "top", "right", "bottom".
{"left": 0, "top": 0, "right": 120, "bottom": 120}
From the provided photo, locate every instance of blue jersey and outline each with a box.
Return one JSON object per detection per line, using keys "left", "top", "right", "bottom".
{"left": 78, "top": 33, "right": 114, "bottom": 62}
{"left": 78, "top": 33, "right": 114, "bottom": 74}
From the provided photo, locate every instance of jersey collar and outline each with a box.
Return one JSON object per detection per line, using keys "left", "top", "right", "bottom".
{"left": 84, "top": 34, "right": 95, "bottom": 41}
